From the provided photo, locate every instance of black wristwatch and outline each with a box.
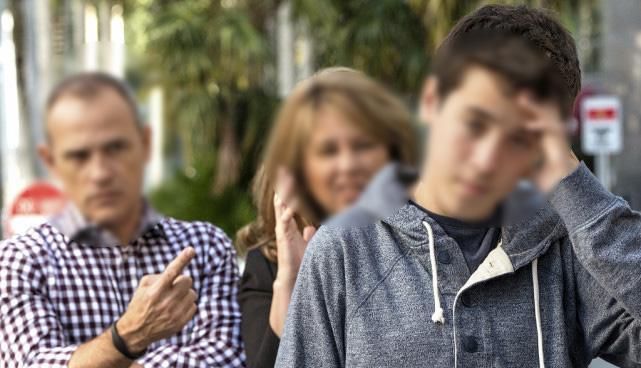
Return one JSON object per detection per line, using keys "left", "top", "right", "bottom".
{"left": 111, "top": 320, "right": 148, "bottom": 360}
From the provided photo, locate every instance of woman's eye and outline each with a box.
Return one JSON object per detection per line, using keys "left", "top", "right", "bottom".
{"left": 317, "top": 143, "right": 338, "bottom": 157}
{"left": 353, "top": 140, "right": 376, "bottom": 151}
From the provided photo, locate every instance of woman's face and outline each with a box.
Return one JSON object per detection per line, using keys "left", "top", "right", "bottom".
{"left": 302, "top": 105, "right": 390, "bottom": 216}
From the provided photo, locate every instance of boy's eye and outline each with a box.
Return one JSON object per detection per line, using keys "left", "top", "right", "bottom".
{"left": 466, "top": 119, "right": 486, "bottom": 136}
{"left": 509, "top": 133, "right": 533, "bottom": 149}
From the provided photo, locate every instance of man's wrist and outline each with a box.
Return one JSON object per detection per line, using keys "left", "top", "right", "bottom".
{"left": 116, "top": 316, "right": 150, "bottom": 353}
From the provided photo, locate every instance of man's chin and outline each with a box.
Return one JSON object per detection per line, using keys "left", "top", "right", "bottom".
{"left": 86, "top": 207, "right": 127, "bottom": 228}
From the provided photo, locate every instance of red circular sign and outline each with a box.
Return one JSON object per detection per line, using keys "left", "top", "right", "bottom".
{"left": 4, "top": 182, "right": 67, "bottom": 238}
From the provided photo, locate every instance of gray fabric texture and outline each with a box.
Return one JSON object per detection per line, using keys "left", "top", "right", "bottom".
{"left": 275, "top": 163, "right": 641, "bottom": 367}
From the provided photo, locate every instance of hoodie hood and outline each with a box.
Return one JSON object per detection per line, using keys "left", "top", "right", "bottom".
{"left": 325, "top": 162, "right": 418, "bottom": 229}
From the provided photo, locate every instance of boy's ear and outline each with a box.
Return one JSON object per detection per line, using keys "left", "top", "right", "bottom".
{"left": 522, "top": 153, "right": 545, "bottom": 181}
{"left": 419, "top": 76, "right": 440, "bottom": 126}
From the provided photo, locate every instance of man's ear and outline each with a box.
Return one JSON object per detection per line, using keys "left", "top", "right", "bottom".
{"left": 418, "top": 76, "right": 440, "bottom": 126}
{"left": 38, "top": 143, "right": 55, "bottom": 175}
{"left": 141, "top": 124, "right": 152, "bottom": 163}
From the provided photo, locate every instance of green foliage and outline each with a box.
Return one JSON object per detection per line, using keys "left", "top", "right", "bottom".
{"left": 141, "top": 0, "right": 272, "bottom": 167}
{"left": 126, "top": 0, "right": 280, "bottom": 237}
{"left": 147, "top": 86, "right": 278, "bottom": 237}
{"left": 148, "top": 162, "right": 255, "bottom": 238}
{"left": 129, "top": 0, "right": 600, "bottom": 237}
{"left": 291, "top": 0, "right": 429, "bottom": 96}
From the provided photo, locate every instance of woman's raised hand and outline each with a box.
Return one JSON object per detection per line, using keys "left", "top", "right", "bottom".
{"left": 273, "top": 168, "right": 316, "bottom": 281}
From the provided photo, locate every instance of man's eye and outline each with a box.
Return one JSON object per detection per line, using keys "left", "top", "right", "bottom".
{"left": 105, "top": 141, "right": 128, "bottom": 155}
{"left": 67, "top": 152, "right": 89, "bottom": 163}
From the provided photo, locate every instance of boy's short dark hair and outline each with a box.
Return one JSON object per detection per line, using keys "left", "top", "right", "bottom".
{"left": 46, "top": 72, "right": 141, "bottom": 127}
{"left": 434, "top": 5, "right": 580, "bottom": 118}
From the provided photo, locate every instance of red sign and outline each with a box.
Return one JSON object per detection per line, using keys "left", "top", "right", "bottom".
{"left": 587, "top": 107, "right": 617, "bottom": 121}
{"left": 4, "top": 182, "right": 67, "bottom": 238}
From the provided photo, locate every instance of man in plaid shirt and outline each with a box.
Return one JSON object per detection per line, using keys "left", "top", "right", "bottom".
{"left": 0, "top": 73, "right": 246, "bottom": 367}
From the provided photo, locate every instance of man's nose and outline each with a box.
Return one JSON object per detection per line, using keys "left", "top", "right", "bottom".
{"left": 87, "top": 154, "right": 114, "bottom": 184}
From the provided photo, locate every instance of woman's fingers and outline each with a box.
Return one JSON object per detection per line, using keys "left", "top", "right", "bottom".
{"left": 303, "top": 226, "right": 316, "bottom": 243}
{"left": 275, "top": 167, "right": 300, "bottom": 224}
{"left": 280, "top": 207, "right": 296, "bottom": 224}
{"left": 273, "top": 192, "right": 285, "bottom": 219}
{"left": 281, "top": 175, "right": 296, "bottom": 206}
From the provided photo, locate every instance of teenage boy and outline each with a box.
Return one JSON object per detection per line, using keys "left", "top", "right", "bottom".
{"left": 275, "top": 5, "right": 641, "bottom": 368}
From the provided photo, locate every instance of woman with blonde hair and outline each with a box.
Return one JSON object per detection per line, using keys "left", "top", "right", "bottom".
{"left": 237, "top": 67, "right": 418, "bottom": 367}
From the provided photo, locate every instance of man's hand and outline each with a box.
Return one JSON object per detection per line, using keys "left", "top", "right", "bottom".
{"left": 518, "top": 93, "right": 580, "bottom": 192}
{"left": 116, "top": 247, "right": 198, "bottom": 353}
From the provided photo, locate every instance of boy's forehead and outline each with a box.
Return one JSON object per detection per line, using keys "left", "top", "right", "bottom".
{"left": 449, "top": 66, "right": 529, "bottom": 129}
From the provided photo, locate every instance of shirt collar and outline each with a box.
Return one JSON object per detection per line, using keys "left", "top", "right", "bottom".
{"left": 49, "top": 200, "right": 164, "bottom": 247}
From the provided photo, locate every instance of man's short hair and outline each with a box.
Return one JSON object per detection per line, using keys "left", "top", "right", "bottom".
{"left": 434, "top": 5, "right": 580, "bottom": 118}
{"left": 46, "top": 72, "right": 142, "bottom": 127}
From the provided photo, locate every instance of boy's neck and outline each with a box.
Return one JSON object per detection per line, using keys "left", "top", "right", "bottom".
{"left": 412, "top": 171, "right": 496, "bottom": 222}
{"left": 412, "top": 177, "right": 450, "bottom": 218}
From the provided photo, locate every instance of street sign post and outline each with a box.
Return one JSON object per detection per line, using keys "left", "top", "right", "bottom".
{"left": 581, "top": 95, "right": 623, "bottom": 190}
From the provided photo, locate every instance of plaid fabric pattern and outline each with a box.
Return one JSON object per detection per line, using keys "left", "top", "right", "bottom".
{"left": 48, "top": 202, "right": 164, "bottom": 248}
{"left": 0, "top": 218, "right": 246, "bottom": 367}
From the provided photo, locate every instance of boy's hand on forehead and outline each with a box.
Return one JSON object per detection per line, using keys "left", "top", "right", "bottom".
{"left": 518, "top": 92, "right": 579, "bottom": 193}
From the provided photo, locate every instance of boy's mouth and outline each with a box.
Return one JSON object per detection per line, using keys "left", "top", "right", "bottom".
{"left": 458, "top": 179, "right": 489, "bottom": 197}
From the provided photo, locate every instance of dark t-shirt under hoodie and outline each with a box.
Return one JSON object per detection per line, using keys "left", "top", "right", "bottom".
{"left": 409, "top": 200, "right": 502, "bottom": 274}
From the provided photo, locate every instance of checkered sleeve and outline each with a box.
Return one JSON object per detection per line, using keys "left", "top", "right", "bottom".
{"left": 0, "top": 238, "right": 79, "bottom": 367}
{"left": 137, "top": 224, "right": 246, "bottom": 368}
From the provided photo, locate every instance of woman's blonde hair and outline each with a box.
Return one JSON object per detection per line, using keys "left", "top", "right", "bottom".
{"left": 236, "top": 67, "right": 418, "bottom": 262}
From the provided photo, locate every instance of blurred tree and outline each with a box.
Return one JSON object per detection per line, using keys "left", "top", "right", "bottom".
{"left": 124, "top": 0, "right": 281, "bottom": 235}
{"left": 290, "top": 0, "right": 429, "bottom": 97}
{"left": 136, "top": 0, "right": 279, "bottom": 192}
{"left": 407, "top": 0, "right": 600, "bottom": 68}
{"left": 125, "top": 0, "right": 600, "bottom": 237}
{"left": 289, "top": 0, "right": 598, "bottom": 97}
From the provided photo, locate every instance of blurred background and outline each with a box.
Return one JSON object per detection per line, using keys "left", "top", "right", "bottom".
{"left": 0, "top": 0, "right": 610, "bottom": 239}
{"left": 0, "top": 1, "right": 637, "bottom": 367}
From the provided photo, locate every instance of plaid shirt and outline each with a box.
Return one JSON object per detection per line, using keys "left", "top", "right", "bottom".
{"left": 0, "top": 204, "right": 246, "bottom": 367}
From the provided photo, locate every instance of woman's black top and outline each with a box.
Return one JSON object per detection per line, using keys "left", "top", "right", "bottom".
{"left": 239, "top": 248, "right": 280, "bottom": 368}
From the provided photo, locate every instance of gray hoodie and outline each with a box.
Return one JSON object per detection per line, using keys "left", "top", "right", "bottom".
{"left": 275, "top": 163, "right": 641, "bottom": 367}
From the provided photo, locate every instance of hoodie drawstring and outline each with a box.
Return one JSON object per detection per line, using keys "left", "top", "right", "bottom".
{"left": 422, "top": 221, "right": 445, "bottom": 324}
{"left": 532, "top": 258, "right": 545, "bottom": 368}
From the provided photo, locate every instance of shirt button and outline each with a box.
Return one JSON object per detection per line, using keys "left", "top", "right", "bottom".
{"left": 437, "top": 250, "right": 451, "bottom": 264}
{"left": 461, "top": 294, "right": 474, "bottom": 308}
{"left": 462, "top": 335, "right": 480, "bottom": 353}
